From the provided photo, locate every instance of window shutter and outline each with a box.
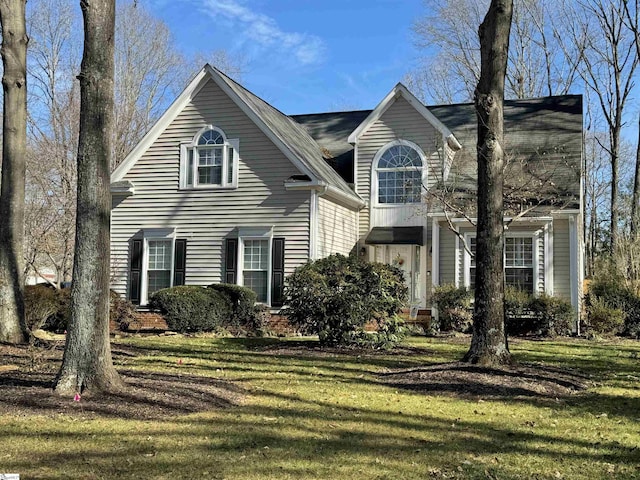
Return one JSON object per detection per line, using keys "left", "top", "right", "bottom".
{"left": 173, "top": 239, "right": 187, "bottom": 286}
{"left": 271, "top": 237, "right": 285, "bottom": 307}
{"left": 130, "top": 239, "right": 143, "bottom": 304}
{"left": 225, "top": 238, "right": 238, "bottom": 284}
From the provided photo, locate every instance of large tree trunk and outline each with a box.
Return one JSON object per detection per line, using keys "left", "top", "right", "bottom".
{"left": 0, "top": 0, "right": 29, "bottom": 344}
{"left": 463, "top": 0, "right": 513, "bottom": 366}
{"left": 54, "top": 0, "right": 122, "bottom": 395}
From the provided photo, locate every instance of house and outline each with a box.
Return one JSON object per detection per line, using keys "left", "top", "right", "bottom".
{"left": 110, "top": 64, "right": 584, "bottom": 323}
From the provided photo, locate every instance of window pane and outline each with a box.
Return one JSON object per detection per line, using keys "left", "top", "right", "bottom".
{"left": 506, "top": 268, "right": 534, "bottom": 293}
{"left": 148, "top": 240, "right": 171, "bottom": 270}
{"left": 199, "top": 165, "right": 222, "bottom": 185}
{"left": 148, "top": 270, "right": 171, "bottom": 294}
{"left": 243, "top": 271, "right": 268, "bottom": 302}
{"left": 378, "top": 170, "right": 422, "bottom": 203}
{"left": 198, "top": 129, "right": 224, "bottom": 145}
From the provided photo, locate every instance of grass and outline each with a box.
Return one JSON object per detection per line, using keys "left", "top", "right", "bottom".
{"left": 1, "top": 335, "right": 640, "bottom": 479}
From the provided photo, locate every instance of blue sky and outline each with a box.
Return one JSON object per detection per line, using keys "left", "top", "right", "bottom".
{"left": 144, "top": 0, "right": 425, "bottom": 114}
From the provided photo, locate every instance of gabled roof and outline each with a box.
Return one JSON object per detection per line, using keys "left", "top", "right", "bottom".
{"left": 347, "top": 82, "right": 461, "bottom": 151}
{"left": 111, "top": 64, "right": 363, "bottom": 207}
{"left": 295, "top": 95, "right": 583, "bottom": 211}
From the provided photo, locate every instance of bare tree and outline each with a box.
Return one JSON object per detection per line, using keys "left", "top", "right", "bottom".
{"left": 463, "top": 0, "right": 513, "bottom": 365}
{"left": 565, "top": 0, "right": 639, "bottom": 255}
{"left": 0, "top": 0, "right": 29, "bottom": 344}
{"left": 54, "top": 0, "right": 122, "bottom": 395}
{"left": 410, "top": 0, "right": 582, "bottom": 103}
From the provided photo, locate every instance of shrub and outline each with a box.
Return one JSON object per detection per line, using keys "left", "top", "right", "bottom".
{"left": 589, "top": 269, "right": 640, "bottom": 338}
{"left": 110, "top": 290, "right": 138, "bottom": 331}
{"left": 284, "top": 254, "right": 407, "bottom": 347}
{"left": 207, "top": 283, "right": 264, "bottom": 335}
{"left": 528, "top": 294, "right": 574, "bottom": 336}
{"left": 432, "top": 284, "right": 472, "bottom": 332}
{"left": 586, "top": 296, "right": 624, "bottom": 336}
{"left": 43, "top": 287, "right": 71, "bottom": 333}
{"left": 24, "top": 285, "right": 60, "bottom": 332}
{"left": 149, "top": 286, "right": 232, "bottom": 333}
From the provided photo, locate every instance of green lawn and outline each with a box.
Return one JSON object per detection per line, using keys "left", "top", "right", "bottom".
{"left": 1, "top": 335, "right": 639, "bottom": 479}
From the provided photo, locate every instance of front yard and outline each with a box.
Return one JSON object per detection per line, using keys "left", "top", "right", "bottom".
{"left": 1, "top": 335, "right": 639, "bottom": 479}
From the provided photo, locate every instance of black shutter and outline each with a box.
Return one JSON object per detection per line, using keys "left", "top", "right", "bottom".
{"left": 173, "top": 239, "right": 187, "bottom": 286}
{"left": 225, "top": 238, "right": 238, "bottom": 284}
{"left": 271, "top": 237, "right": 285, "bottom": 307}
{"left": 130, "top": 239, "right": 143, "bottom": 304}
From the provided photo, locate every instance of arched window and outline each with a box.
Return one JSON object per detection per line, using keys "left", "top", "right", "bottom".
{"left": 374, "top": 141, "right": 425, "bottom": 204}
{"left": 180, "top": 126, "right": 239, "bottom": 189}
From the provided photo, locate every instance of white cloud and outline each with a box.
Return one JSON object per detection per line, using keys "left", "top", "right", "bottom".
{"left": 201, "top": 0, "right": 326, "bottom": 66}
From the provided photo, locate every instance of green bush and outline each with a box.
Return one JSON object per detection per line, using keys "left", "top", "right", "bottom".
{"left": 432, "top": 284, "right": 472, "bottom": 332}
{"left": 586, "top": 295, "right": 624, "bottom": 336}
{"left": 24, "top": 285, "right": 60, "bottom": 332}
{"left": 149, "top": 286, "right": 232, "bottom": 333}
{"left": 528, "top": 293, "right": 574, "bottom": 336}
{"left": 43, "top": 287, "right": 71, "bottom": 333}
{"left": 207, "top": 283, "right": 264, "bottom": 335}
{"left": 589, "top": 270, "right": 640, "bottom": 338}
{"left": 283, "top": 254, "right": 408, "bottom": 347}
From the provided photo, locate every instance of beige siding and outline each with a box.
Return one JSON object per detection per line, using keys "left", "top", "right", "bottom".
{"left": 553, "top": 219, "right": 571, "bottom": 299}
{"left": 317, "top": 196, "right": 358, "bottom": 258}
{"left": 111, "top": 78, "right": 310, "bottom": 297}
{"left": 356, "top": 96, "right": 442, "bottom": 237}
{"left": 439, "top": 224, "right": 457, "bottom": 285}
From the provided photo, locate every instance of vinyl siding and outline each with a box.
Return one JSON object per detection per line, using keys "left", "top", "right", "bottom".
{"left": 553, "top": 219, "right": 571, "bottom": 299}
{"left": 317, "top": 196, "right": 358, "bottom": 258}
{"left": 111, "top": 78, "right": 310, "bottom": 298}
{"left": 439, "top": 224, "right": 457, "bottom": 285}
{"left": 356, "top": 96, "right": 442, "bottom": 237}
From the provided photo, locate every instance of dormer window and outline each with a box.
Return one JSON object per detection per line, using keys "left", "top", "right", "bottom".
{"left": 373, "top": 140, "right": 426, "bottom": 205}
{"left": 180, "top": 126, "right": 239, "bottom": 189}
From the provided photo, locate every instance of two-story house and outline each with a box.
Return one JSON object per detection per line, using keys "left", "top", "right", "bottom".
{"left": 110, "top": 65, "right": 583, "bottom": 320}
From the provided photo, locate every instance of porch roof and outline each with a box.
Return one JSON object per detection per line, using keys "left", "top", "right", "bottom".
{"left": 364, "top": 226, "right": 424, "bottom": 246}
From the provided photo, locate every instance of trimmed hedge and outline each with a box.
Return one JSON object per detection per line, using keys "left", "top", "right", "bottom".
{"left": 149, "top": 285, "right": 232, "bottom": 333}
{"left": 283, "top": 254, "right": 408, "bottom": 348}
{"left": 207, "top": 283, "right": 264, "bottom": 334}
{"left": 432, "top": 283, "right": 574, "bottom": 337}
{"left": 587, "top": 271, "right": 640, "bottom": 338}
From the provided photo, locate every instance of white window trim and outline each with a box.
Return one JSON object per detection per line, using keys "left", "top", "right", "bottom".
{"left": 463, "top": 231, "right": 542, "bottom": 294}
{"left": 141, "top": 228, "right": 176, "bottom": 306}
{"left": 179, "top": 125, "right": 239, "bottom": 190}
{"left": 370, "top": 139, "right": 427, "bottom": 208}
{"left": 237, "top": 226, "right": 274, "bottom": 306}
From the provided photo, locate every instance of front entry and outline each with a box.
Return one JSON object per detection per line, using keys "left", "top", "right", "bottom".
{"left": 373, "top": 244, "right": 421, "bottom": 303}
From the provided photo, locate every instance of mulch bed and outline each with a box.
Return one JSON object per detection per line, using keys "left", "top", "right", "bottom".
{"left": 0, "top": 342, "right": 245, "bottom": 420}
{"left": 381, "top": 361, "right": 593, "bottom": 399}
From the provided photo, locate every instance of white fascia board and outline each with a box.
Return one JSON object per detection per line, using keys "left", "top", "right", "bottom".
{"left": 348, "top": 83, "right": 462, "bottom": 152}
{"left": 284, "top": 181, "right": 364, "bottom": 210}
{"left": 111, "top": 67, "right": 210, "bottom": 183}
{"left": 205, "top": 65, "right": 317, "bottom": 182}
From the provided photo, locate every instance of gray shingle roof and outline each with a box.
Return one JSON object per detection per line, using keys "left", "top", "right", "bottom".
{"left": 213, "top": 68, "right": 362, "bottom": 202}
{"left": 293, "top": 95, "right": 583, "bottom": 211}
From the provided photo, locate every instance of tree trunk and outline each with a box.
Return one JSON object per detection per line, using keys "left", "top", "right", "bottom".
{"left": 54, "top": 0, "right": 122, "bottom": 395}
{"left": 463, "top": 0, "right": 513, "bottom": 366}
{"left": 610, "top": 127, "right": 620, "bottom": 255}
{"left": 0, "top": 0, "right": 29, "bottom": 344}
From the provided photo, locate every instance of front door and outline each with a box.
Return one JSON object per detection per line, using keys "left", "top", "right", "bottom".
{"left": 373, "top": 244, "right": 421, "bottom": 303}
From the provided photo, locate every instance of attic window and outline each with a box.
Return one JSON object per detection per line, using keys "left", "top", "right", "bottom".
{"left": 373, "top": 140, "right": 426, "bottom": 205}
{"left": 180, "top": 126, "right": 239, "bottom": 189}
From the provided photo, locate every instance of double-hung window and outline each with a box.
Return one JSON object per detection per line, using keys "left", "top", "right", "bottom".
{"left": 147, "top": 239, "right": 173, "bottom": 295}
{"left": 242, "top": 239, "right": 270, "bottom": 303}
{"left": 180, "top": 126, "right": 239, "bottom": 189}
{"left": 465, "top": 233, "right": 536, "bottom": 294}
